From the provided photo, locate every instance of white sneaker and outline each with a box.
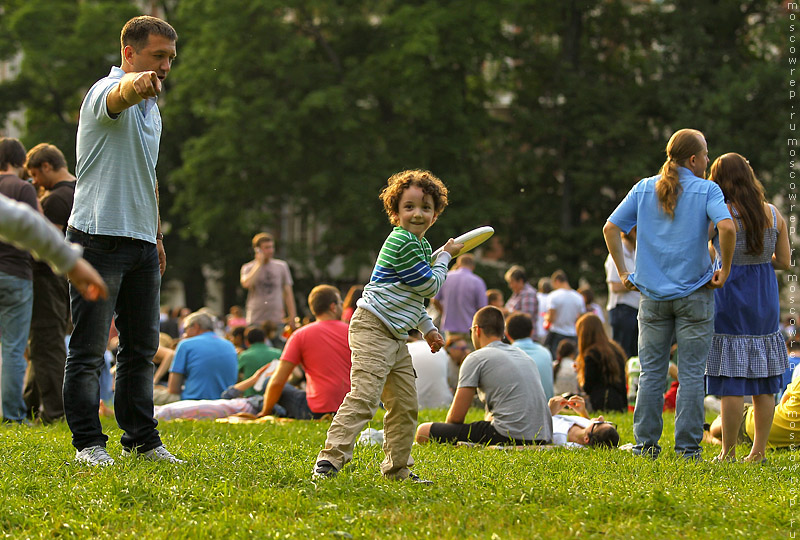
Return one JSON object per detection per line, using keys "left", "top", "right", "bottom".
{"left": 75, "top": 445, "right": 115, "bottom": 467}
{"left": 122, "top": 445, "right": 186, "bottom": 464}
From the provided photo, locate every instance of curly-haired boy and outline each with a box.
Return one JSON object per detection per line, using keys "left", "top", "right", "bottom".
{"left": 313, "top": 169, "right": 462, "bottom": 483}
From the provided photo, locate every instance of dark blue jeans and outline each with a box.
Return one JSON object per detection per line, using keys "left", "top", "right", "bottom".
{"left": 609, "top": 304, "right": 639, "bottom": 359}
{"left": 64, "top": 228, "right": 162, "bottom": 452}
{"left": 277, "top": 383, "right": 312, "bottom": 419}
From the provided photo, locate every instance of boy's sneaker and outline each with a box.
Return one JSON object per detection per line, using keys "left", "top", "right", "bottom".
{"left": 75, "top": 445, "right": 115, "bottom": 467}
{"left": 312, "top": 460, "right": 338, "bottom": 479}
{"left": 122, "top": 445, "right": 186, "bottom": 464}
{"left": 406, "top": 472, "right": 433, "bottom": 485}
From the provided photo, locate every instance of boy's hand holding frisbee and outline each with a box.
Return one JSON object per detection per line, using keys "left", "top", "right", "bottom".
{"left": 442, "top": 238, "right": 465, "bottom": 257}
{"left": 432, "top": 226, "right": 494, "bottom": 262}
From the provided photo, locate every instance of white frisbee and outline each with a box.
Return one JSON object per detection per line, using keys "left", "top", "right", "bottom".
{"left": 432, "top": 226, "right": 494, "bottom": 261}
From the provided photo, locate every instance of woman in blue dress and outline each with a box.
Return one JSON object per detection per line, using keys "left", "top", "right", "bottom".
{"left": 706, "top": 153, "right": 790, "bottom": 463}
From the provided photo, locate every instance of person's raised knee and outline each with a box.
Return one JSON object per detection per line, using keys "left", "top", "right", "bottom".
{"left": 415, "top": 422, "right": 432, "bottom": 444}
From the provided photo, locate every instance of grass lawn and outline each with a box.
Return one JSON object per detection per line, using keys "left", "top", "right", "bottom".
{"left": 0, "top": 408, "right": 795, "bottom": 539}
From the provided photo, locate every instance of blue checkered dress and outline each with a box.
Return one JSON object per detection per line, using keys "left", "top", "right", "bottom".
{"left": 706, "top": 205, "right": 788, "bottom": 396}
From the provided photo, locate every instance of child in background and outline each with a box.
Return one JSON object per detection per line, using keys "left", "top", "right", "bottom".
{"left": 553, "top": 339, "right": 580, "bottom": 397}
{"left": 313, "top": 170, "right": 461, "bottom": 483}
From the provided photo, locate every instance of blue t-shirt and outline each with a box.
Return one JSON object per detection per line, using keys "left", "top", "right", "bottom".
{"left": 607, "top": 167, "right": 731, "bottom": 301}
{"left": 71, "top": 66, "right": 161, "bottom": 242}
{"left": 511, "top": 338, "right": 554, "bottom": 399}
{"left": 170, "top": 332, "right": 238, "bottom": 400}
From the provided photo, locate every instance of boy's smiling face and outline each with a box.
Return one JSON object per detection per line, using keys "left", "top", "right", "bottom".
{"left": 395, "top": 184, "right": 437, "bottom": 239}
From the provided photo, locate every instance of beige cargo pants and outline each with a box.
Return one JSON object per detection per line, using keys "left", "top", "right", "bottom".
{"left": 316, "top": 308, "right": 418, "bottom": 479}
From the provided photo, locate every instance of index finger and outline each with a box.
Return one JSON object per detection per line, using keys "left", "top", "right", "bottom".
{"left": 148, "top": 71, "right": 162, "bottom": 94}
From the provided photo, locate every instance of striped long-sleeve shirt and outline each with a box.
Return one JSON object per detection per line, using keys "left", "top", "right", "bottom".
{"left": 357, "top": 227, "right": 452, "bottom": 339}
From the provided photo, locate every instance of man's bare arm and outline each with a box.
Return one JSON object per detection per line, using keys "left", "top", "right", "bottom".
{"left": 153, "top": 346, "right": 175, "bottom": 383}
{"left": 283, "top": 284, "right": 298, "bottom": 329}
{"left": 707, "top": 218, "right": 735, "bottom": 289}
{"left": 107, "top": 71, "right": 161, "bottom": 115}
{"left": 258, "top": 360, "right": 295, "bottom": 416}
{"left": 603, "top": 221, "right": 638, "bottom": 291}
{"left": 167, "top": 372, "right": 184, "bottom": 396}
{"left": 240, "top": 258, "right": 263, "bottom": 289}
{"left": 445, "top": 387, "right": 476, "bottom": 424}
{"left": 155, "top": 179, "right": 166, "bottom": 275}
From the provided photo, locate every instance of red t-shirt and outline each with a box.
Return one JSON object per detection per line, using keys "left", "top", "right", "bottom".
{"left": 281, "top": 319, "right": 351, "bottom": 413}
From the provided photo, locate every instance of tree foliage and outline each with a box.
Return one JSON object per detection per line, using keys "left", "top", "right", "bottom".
{"left": 0, "top": 0, "right": 787, "bottom": 308}
{"left": 0, "top": 0, "right": 140, "bottom": 164}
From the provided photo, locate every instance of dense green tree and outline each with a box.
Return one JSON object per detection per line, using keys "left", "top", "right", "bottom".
{"left": 0, "top": 0, "right": 140, "bottom": 163}
{"left": 163, "top": 0, "right": 511, "bottom": 307}
{"left": 0, "top": 0, "right": 787, "bottom": 308}
{"left": 494, "top": 0, "right": 785, "bottom": 290}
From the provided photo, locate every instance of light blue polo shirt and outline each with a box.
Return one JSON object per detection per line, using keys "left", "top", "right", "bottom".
{"left": 71, "top": 66, "right": 161, "bottom": 242}
{"left": 511, "top": 338, "right": 554, "bottom": 399}
{"left": 607, "top": 167, "right": 731, "bottom": 301}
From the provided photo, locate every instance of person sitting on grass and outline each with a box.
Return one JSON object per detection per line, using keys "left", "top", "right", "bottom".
{"left": 153, "top": 363, "right": 281, "bottom": 420}
{"left": 575, "top": 313, "right": 628, "bottom": 413}
{"left": 237, "top": 327, "right": 281, "bottom": 396}
{"left": 257, "top": 284, "right": 352, "bottom": 420}
{"left": 505, "top": 311, "right": 554, "bottom": 399}
{"left": 486, "top": 288, "right": 504, "bottom": 309}
{"left": 548, "top": 394, "right": 620, "bottom": 448}
{"left": 415, "top": 306, "right": 553, "bottom": 446}
{"left": 553, "top": 339, "right": 580, "bottom": 397}
{"left": 162, "top": 311, "right": 239, "bottom": 403}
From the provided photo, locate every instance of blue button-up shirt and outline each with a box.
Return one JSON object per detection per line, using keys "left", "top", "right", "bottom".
{"left": 608, "top": 167, "right": 731, "bottom": 301}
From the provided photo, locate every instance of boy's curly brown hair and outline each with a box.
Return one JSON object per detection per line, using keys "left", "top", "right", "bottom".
{"left": 379, "top": 169, "right": 449, "bottom": 225}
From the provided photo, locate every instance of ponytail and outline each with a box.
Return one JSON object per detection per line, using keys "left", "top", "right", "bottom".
{"left": 656, "top": 129, "right": 706, "bottom": 219}
{"left": 656, "top": 159, "right": 682, "bottom": 219}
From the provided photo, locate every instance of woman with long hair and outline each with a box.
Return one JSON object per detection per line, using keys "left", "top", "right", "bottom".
{"left": 574, "top": 313, "right": 627, "bottom": 412}
{"left": 706, "top": 153, "right": 790, "bottom": 463}
{"left": 341, "top": 285, "right": 363, "bottom": 324}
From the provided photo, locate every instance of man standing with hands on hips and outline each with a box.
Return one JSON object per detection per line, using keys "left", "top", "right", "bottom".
{"left": 603, "top": 128, "right": 735, "bottom": 460}
{"left": 64, "top": 15, "right": 183, "bottom": 466}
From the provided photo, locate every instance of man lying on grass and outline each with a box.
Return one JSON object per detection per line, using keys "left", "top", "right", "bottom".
{"left": 415, "top": 306, "right": 553, "bottom": 446}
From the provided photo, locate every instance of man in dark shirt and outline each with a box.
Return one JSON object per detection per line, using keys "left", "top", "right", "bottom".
{"left": 0, "top": 137, "right": 38, "bottom": 423}
{"left": 24, "top": 143, "right": 76, "bottom": 422}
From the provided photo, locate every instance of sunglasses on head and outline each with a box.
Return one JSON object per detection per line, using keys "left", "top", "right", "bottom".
{"left": 588, "top": 420, "right": 617, "bottom": 438}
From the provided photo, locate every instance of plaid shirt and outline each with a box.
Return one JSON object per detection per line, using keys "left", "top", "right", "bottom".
{"left": 505, "top": 283, "right": 539, "bottom": 326}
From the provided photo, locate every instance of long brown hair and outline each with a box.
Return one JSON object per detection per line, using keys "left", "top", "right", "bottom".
{"left": 575, "top": 313, "right": 625, "bottom": 387}
{"left": 709, "top": 153, "right": 768, "bottom": 255}
{"left": 656, "top": 129, "right": 706, "bottom": 218}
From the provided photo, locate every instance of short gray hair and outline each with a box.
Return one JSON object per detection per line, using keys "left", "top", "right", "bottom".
{"left": 183, "top": 311, "right": 214, "bottom": 332}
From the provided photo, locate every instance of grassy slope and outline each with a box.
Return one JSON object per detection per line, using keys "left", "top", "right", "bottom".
{"left": 0, "top": 409, "right": 794, "bottom": 539}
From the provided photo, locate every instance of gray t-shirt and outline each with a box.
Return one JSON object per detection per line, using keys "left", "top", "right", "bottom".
{"left": 241, "top": 258, "right": 293, "bottom": 327}
{"left": 458, "top": 341, "right": 553, "bottom": 442}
